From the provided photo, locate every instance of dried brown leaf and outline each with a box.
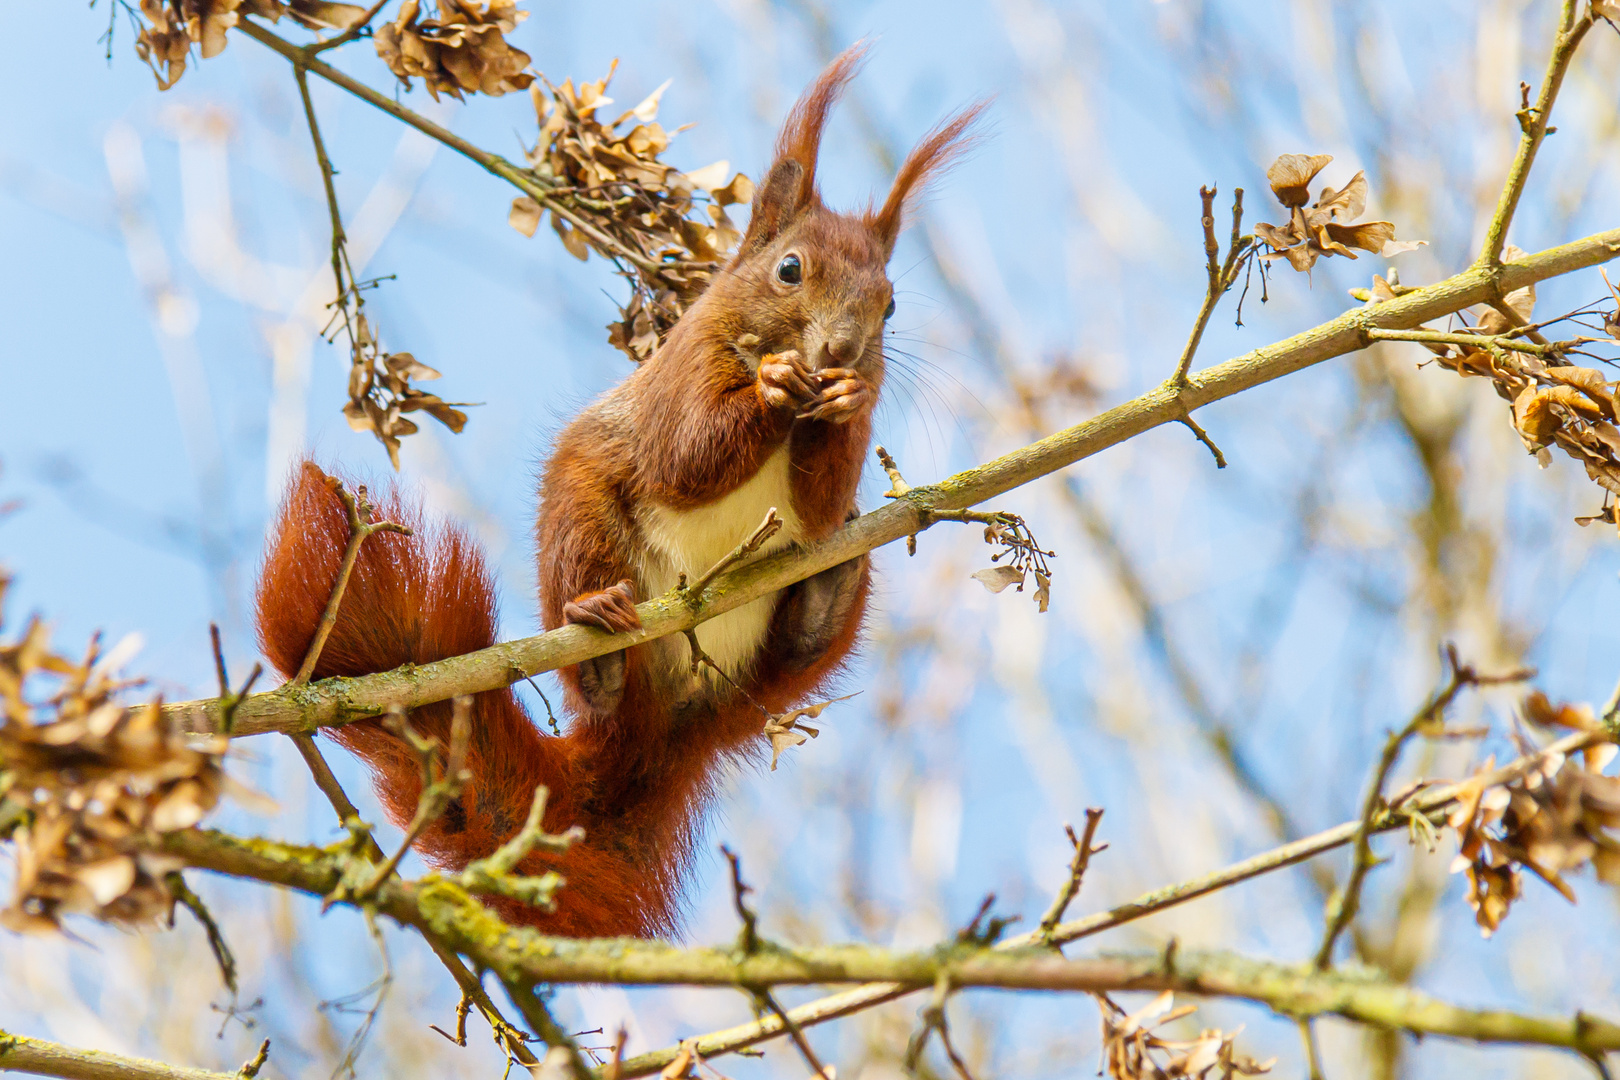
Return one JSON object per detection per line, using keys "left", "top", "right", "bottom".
{"left": 1265, "top": 153, "right": 1333, "bottom": 208}
{"left": 509, "top": 195, "right": 543, "bottom": 237}
{"left": 971, "top": 565, "right": 1025, "bottom": 594}
{"left": 762, "top": 693, "right": 858, "bottom": 770}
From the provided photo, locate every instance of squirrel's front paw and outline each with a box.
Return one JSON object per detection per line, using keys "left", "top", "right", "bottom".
{"left": 563, "top": 580, "right": 640, "bottom": 715}
{"left": 758, "top": 350, "right": 817, "bottom": 411}
{"left": 797, "top": 368, "right": 874, "bottom": 424}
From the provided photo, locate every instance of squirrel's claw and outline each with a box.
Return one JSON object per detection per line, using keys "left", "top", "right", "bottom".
{"left": 797, "top": 369, "right": 873, "bottom": 424}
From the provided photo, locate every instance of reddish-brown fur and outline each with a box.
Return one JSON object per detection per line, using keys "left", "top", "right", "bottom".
{"left": 255, "top": 48, "right": 982, "bottom": 939}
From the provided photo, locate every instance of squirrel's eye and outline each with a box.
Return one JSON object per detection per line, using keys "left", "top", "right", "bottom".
{"left": 883, "top": 297, "right": 896, "bottom": 321}
{"left": 776, "top": 254, "right": 803, "bottom": 285}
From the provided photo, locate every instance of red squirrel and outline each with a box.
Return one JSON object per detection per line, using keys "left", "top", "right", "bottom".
{"left": 256, "top": 46, "right": 982, "bottom": 938}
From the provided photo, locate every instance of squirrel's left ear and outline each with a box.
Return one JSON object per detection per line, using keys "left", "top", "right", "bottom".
{"left": 868, "top": 101, "right": 990, "bottom": 252}
{"left": 737, "top": 43, "right": 869, "bottom": 259}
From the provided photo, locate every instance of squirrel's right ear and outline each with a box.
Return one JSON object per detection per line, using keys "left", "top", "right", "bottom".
{"left": 737, "top": 43, "right": 869, "bottom": 259}
{"left": 868, "top": 100, "right": 989, "bottom": 252}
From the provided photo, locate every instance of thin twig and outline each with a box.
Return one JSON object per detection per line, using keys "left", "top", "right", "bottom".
{"left": 289, "top": 733, "right": 385, "bottom": 862}
{"left": 283, "top": 475, "right": 406, "bottom": 861}
{"left": 292, "top": 62, "right": 358, "bottom": 361}
{"left": 1036, "top": 809, "right": 1106, "bottom": 944}
{"left": 501, "top": 981, "right": 594, "bottom": 1080}
{"left": 292, "top": 479, "right": 412, "bottom": 686}
{"left": 429, "top": 994, "right": 473, "bottom": 1047}
{"left": 721, "top": 845, "right": 761, "bottom": 956}
{"left": 757, "top": 991, "right": 833, "bottom": 1080}
{"left": 1313, "top": 646, "right": 1536, "bottom": 969}
{"left": 1172, "top": 185, "right": 1223, "bottom": 386}
{"left": 1365, "top": 327, "right": 1583, "bottom": 355}
{"left": 166, "top": 872, "right": 238, "bottom": 995}
{"left": 208, "top": 625, "right": 262, "bottom": 736}
{"left": 308, "top": 0, "right": 390, "bottom": 54}
{"left": 1178, "top": 414, "right": 1228, "bottom": 468}
{"left": 905, "top": 973, "right": 976, "bottom": 1080}
{"left": 239, "top": 1040, "right": 271, "bottom": 1077}
{"left": 353, "top": 697, "right": 473, "bottom": 898}
{"left": 1298, "top": 1019, "right": 1325, "bottom": 1080}
{"left": 1171, "top": 185, "right": 1251, "bottom": 386}
{"left": 681, "top": 509, "right": 783, "bottom": 604}
{"left": 1486, "top": 300, "right": 1554, "bottom": 345}
{"left": 422, "top": 938, "right": 542, "bottom": 1071}
{"left": 604, "top": 729, "right": 1601, "bottom": 1076}
{"left": 1478, "top": 1, "right": 1595, "bottom": 265}
{"left": 875, "top": 445, "right": 912, "bottom": 497}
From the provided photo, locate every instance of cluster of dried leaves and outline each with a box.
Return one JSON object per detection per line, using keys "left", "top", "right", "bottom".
{"left": 129, "top": 0, "right": 366, "bottom": 89}
{"left": 0, "top": 573, "right": 231, "bottom": 931}
{"left": 968, "top": 513, "right": 1056, "bottom": 612}
{"left": 375, "top": 0, "right": 533, "bottom": 101}
{"left": 1096, "top": 992, "right": 1274, "bottom": 1080}
{"left": 508, "top": 65, "right": 753, "bottom": 361}
{"left": 1447, "top": 693, "right": 1620, "bottom": 936}
{"left": 1397, "top": 260, "right": 1620, "bottom": 530}
{"left": 1254, "top": 154, "right": 1423, "bottom": 274}
{"left": 760, "top": 693, "right": 859, "bottom": 771}
{"left": 340, "top": 311, "right": 468, "bottom": 469}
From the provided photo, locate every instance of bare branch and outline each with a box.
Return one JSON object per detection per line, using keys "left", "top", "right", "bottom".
{"left": 351, "top": 697, "right": 473, "bottom": 899}
{"left": 1171, "top": 185, "right": 1252, "bottom": 386}
{"left": 292, "top": 478, "right": 412, "bottom": 686}
{"left": 159, "top": 229, "right": 1620, "bottom": 740}
{"left": 680, "top": 509, "right": 783, "bottom": 605}
{"left": 609, "top": 729, "right": 1604, "bottom": 1075}
{"left": 500, "top": 981, "right": 592, "bottom": 1080}
{"left": 0, "top": 1029, "right": 254, "bottom": 1080}
{"left": 1035, "top": 810, "right": 1106, "bottom": 944}
{"left": 1479, "top": 4, "right": 1597, "bottom": 265}
{"left": 1314, "top": 648, "right": 1536, "bottom": 968}
{"left": 1366, "top": 327, "right": 1583, "bottom": 355}
{"left": 166, "top": 872, "right": 237, "bottom": 995}
{"left": 152, "top": 818, "right": 1620, "bottom": 1062}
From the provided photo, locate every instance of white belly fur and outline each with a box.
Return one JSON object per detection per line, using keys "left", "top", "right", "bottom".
{"left": 636, "top": 446, "right": 804, "bottom": 691}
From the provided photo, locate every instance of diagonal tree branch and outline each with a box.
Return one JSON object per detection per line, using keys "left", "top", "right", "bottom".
{"left": 0, "top": 1029, "right": 267, "bottom": 1080}
{"left": 236, "top": 19, "right": 672, "bottom": 279}
{"left": 159, "top": 229, "right": 1620, "bottom": 739}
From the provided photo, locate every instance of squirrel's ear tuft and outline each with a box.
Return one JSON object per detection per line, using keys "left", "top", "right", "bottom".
{"left": 868, "top": 100, "right": 991, "bottom": 250}
{"left": 738, "top": 43, "right": 869, "bottom": 258}
{"left": 738, "top": 158, "right": 807, "bottom": 259}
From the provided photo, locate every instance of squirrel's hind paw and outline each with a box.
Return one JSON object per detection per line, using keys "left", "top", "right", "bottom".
{"left": 564, "top": 580, "right": 640, "bottom": 715}
{"left": 563, "top": 579, "right": 642, "bottom": 633}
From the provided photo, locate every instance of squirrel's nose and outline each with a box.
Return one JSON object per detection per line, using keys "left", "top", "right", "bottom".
{"left": 823, "top": 332, "right": 864, "bottom": 366}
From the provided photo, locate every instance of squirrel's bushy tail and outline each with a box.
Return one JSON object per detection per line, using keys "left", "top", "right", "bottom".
{"left": 255, "top": 461, "right": 669, "bottom": 937}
